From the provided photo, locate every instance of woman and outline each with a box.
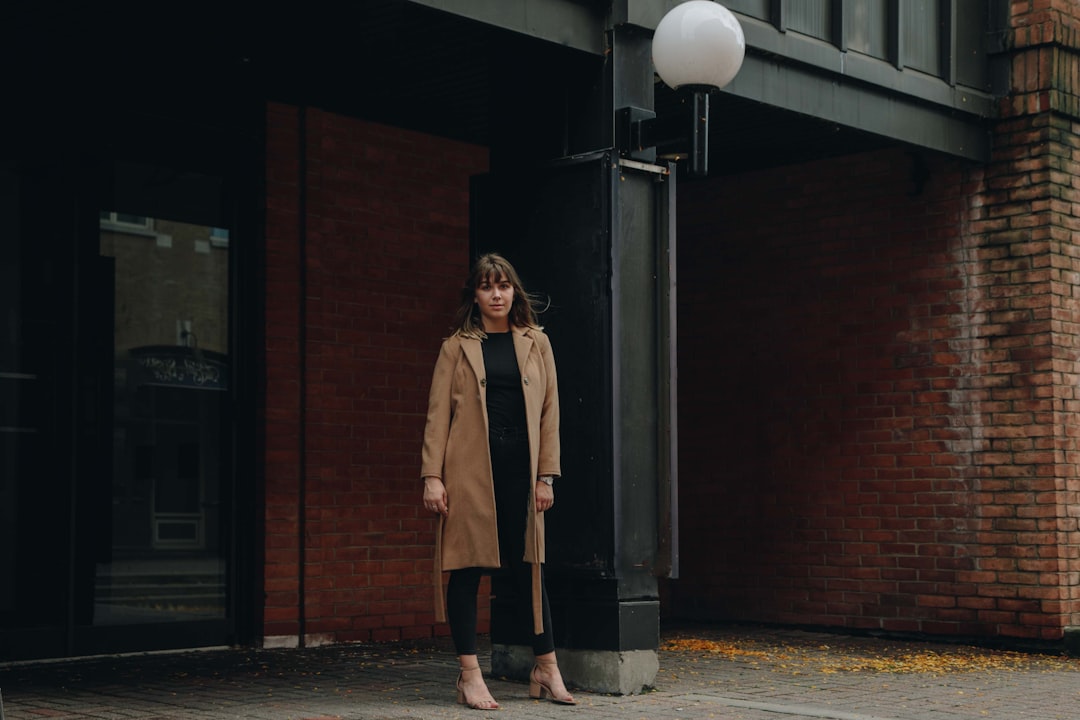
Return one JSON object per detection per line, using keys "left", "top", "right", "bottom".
{"left": 421, "top": 252, "right": 575, "bottom": 710}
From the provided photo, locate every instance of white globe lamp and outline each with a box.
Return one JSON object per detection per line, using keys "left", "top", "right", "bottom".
{"left": 652, "top": 1, "right": 746, "bottom": 91}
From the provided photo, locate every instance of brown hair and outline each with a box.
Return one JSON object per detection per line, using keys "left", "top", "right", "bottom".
{"left": 452, "top": 253, "right": 542, "bottom": 339}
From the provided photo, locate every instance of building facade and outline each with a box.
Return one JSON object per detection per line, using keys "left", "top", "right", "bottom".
{"left": 4, "top": 0, "right": 1080, "bottom": 687}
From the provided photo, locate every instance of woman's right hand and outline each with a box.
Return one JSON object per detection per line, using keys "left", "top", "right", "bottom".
{"left": 422, "top": 477, "right": 449, "bottom": 516}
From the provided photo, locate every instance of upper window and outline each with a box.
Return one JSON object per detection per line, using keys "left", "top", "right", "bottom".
{"left": 99, "top": 212, "right": 154, "bottom": 234}
{"left": 209, "top": 227, "right": 229, "bottom": 249}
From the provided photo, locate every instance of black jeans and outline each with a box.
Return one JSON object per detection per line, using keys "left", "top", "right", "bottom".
{"left": 446, "top": 429, "right": 554, "bottom": 656}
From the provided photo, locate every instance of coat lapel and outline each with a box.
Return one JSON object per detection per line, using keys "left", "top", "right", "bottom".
{"left": 460, "top": 337, "right": 485, "bottom": 394}
{"left": 512, "top": 326, "right": 534, "bottom": 379}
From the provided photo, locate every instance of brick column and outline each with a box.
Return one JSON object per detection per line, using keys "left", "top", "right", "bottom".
{"left": 963, "top": 2, "right": 1080, "bottom": 642}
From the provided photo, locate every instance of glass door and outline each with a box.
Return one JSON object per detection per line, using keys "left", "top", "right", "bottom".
{"left": 83, "top": 163, "right": 233, "bottom": 643}
{"left": 2, "top": 122, "right": 251, "bottom": 662}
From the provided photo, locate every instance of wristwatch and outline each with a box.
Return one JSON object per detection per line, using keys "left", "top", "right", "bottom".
{"left": 537, "top": 476, "right": 554, "bottom": 486}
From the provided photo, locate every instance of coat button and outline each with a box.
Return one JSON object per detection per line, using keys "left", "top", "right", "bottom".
{"left": 480, "top": 378, "right": 487, "bottom": 387}
{"left": 523, "top": 377, "right": 530, "bottom": 385}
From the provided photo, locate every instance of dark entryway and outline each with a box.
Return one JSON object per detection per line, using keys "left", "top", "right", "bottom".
{"left": 0, "top": 105, "right": 258, "bottom": 660}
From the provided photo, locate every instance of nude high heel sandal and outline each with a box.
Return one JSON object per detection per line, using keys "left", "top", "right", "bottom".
{"left": 529, "top": 664, "right": 577, "bottom": 705}
{"left": 456, "top": 666, "right": 500, "bottom": 711}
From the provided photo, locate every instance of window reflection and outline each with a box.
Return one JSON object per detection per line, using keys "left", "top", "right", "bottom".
{"left": 95, "top": 213, "right": 229, "bottom": 625}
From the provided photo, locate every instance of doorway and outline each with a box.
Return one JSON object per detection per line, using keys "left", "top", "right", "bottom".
{"left": 0, "top": 143, "right": 252, "bottom": 660}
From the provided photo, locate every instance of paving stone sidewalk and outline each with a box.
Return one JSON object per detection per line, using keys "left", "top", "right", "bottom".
{"left": 2, "top": 624, "right": 1079, "bottom": 720}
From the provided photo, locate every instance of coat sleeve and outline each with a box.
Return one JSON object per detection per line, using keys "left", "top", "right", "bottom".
{"left": 537, "top": 332, "right": 561, "bottom": 479}
{"left": 420, "top": 338, "right": 457, "bottom": 480}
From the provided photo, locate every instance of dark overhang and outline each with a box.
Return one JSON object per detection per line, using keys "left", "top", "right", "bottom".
{"left": 408, "top": 0, "right": 999, "bottom": 164}
{"left": 8, "top": 0, "right": 998, "bottom": 173}
{"left": 407, "top": 0, "right": 608, "bottom": 54}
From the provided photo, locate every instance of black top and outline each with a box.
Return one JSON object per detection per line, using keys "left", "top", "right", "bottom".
{"left": 482, "top": 331, "right": 527, "bottom": 433}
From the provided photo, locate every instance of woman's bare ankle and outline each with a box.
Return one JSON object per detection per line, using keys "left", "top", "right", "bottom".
{"left": 458, "top": 654, "right": 482, "bottom": 672}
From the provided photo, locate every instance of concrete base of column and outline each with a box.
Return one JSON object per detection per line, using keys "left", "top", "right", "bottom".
{"left": 491, "top": 643, "right": 659, "bottom": 695}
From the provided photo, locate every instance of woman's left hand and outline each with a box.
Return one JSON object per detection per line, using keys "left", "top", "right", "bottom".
{"left": 535, "top": 481, "right": 554, "bottom": 512}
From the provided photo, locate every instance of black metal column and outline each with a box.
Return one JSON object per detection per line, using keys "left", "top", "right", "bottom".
{"left": 478, "top": 19, "right": 674, "bottom": 694}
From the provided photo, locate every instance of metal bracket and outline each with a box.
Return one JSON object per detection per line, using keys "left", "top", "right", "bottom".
{"left": 617, "top": 157, "right": 671, "bottom": 177}
{"left": 616, "top": 89, "right": 712, "bottom": 177}
{"left": 615, "top": 106, "right": 657, "bottom": 160}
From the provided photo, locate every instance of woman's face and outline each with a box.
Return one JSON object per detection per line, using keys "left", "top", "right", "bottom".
{"left": 475, "top": 273, "right": 514, "bottom": 330}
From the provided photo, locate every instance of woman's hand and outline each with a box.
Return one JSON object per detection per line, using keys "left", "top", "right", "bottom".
{"left": 535, "top": 481, "right": 554, "bottom": 512}
{"left": 423, "top": 477, "right": 449, "bottom": 516}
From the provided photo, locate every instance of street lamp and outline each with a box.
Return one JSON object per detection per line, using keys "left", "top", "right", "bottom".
{"left": 616, "top": 1, "right": 746, "bottom": 177}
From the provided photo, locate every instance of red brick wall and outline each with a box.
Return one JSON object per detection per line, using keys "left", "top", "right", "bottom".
{"left": 664, "top": 0, "right": 1080, "bottom": 647}
{"left": 263, "top": 103, "right": 489, "bottom": 644}
{"left": 1000, "top": 0, "right": 1080, "bottom": 639}
{"left": 667, "top": 134, "right": 1080, "bottom": 641}
{"left": 974, "top": 110, "right": 1080, "bottom": 641}
{"left": 667, "top": 148, "right": 978, "bottom": 635}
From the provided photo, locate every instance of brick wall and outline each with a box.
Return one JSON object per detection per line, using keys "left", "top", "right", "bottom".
{"left": 263, "top": 103, "right": 489, "bottom": 644}
{"left": 667, "top": 127, "right": 1080, "bottom": 643}
{"left": 667, "top": 148, "right": 985, "bottom": 635}
{"left": 997, "top": 0, "right": 1080, "bottom": 638}
{"left": 664, "top": 0, "right": 1080, "bottom": 648}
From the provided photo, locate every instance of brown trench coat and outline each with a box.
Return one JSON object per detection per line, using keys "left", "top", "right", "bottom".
{"left": 420, "top": 325, "right": 561, "bottom": 634}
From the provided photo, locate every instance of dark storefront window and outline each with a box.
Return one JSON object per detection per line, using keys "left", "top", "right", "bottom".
{"left": 4, "top": 0, "right": 262, "bottom": 658}
{"left": 0, "top": 144, "right": 250, "bottom": 659}
{"left": 94, "top": 212, "right": 230, "bottom": 626}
